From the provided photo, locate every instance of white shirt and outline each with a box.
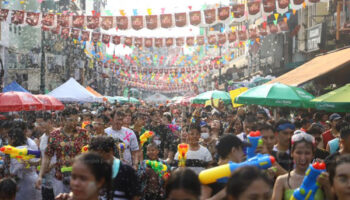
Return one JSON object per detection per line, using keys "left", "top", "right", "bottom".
{"left": 105, "top": 127, "right": 139, "bottom": 166}
{"left": 174, "top": 145, "right": 212, "bottom": 174}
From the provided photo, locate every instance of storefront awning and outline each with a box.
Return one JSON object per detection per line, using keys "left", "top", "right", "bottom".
{"left": 268, "top": 48, "right": 350, "bottom": 86}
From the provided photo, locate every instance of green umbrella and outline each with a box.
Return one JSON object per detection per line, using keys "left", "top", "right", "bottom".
{"left": 311, "top": 84, "right": 350, "bottom": 112}
{"left": 191, "top": 90, "right": 232, "bottom": 105}
{"left": 235, "top": 83, "right": 315, "bottom": 108}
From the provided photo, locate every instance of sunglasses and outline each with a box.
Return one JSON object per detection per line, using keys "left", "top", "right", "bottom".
{"left": 291, "top": 131, "right": 315, "bottom": 145}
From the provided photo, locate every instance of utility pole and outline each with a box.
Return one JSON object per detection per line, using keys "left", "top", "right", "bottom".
{"left": 336, "top": 0, "right": 343, "bottom": 41}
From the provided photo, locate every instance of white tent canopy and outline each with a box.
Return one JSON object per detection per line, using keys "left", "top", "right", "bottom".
{"left": 145, "top": 93, "right": 169, "bottom": 103}
{"left": 48, "top": 78, "right": 103, "bottom": 103}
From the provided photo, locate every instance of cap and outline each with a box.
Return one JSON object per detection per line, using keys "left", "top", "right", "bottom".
{"left": 216, "top": 134, "right": 251, "bottom": 158}
{"left": 329, "top": 113, "right": 341, "bottom": 121}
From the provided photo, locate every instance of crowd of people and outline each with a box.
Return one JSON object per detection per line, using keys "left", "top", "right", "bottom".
{"left": 0, "top": 101, "right": 350, "bottom": 200}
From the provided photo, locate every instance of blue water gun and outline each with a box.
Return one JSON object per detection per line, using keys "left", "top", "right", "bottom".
{"left": 199, "top": 154, "right": 275, "bottom": 184}
{"left": 246, "top": 131, "right": 263, "bottom": 159}
{"left": 291, "top": 162, "right": 326, "bottom": 200}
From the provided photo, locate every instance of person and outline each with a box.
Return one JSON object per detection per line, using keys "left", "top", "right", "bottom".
{"left": 226, "top": 166, "right": 273, "bottom": 200}
{"left": 201, "top": 134, "right": 248, "bottom": 199}
{"left": 237, "top": 114, "right": 256, "bottom": 142}
{"left": 322, "top": 113, "right": 341, "bottom": 149}
{"left": 36, "top": 111, "right": 56, "bottom": 199}
{"left": 105, "top": 110, "right": 139, "bottom": 168}
{"left": 199, "top": 125, "right": 216, "bottom": 157}
{"left": 174, "top": 124, "right": 212, "bottom": 174}
{"left": 92, "top": 114, "right": 110, "bottom": 136}
{"left": 325, "top": 124, "right": 350, "bottom": 173}
{"left": 271, "top": 120, "right": 295, "bottom": 171}
{"left": 259, "top": 123, "right": 276, "bottom": 154}
{"left": 256, "top": 109, "right": 269, "bottom": 123}
{"left": 328, "top": 154, "right": 350, "bottom": 200}
{"left": 308, "top": 124, "right": 329, "bottom": 160}
{"left": 326, "top": 121, "right": 348, "bottom": 154}
{"left": 138, "top": 143, "right": 167, "bottom": 200}
{"left": 165, "top": 168, "right": 201, "bottom": 200}
{"left": 0, "top": 177, "right": 17, "bottom": 200}
{"left": 36, "top": 107, "right": 90, "bottom": 194}
{"left": 8, "top": 128, "right": 42, "bottom": 200}
{"left": 272, "top": 131, "right": 332, "bottom": 200}
{"left": 88, "top": 136, "right": 141, "bottom": 200}
{"left": 56, "top": 152, "right": 112, "bottom": 200}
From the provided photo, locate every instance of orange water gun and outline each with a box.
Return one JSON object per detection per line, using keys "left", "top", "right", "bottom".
{"left": 177, "top": 143, "right": 189, "bottom": 167}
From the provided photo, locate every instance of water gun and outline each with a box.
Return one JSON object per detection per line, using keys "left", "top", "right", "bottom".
{"left": 82, "top": 145, "right": 89, "bottom": 153}
{"left": 246, "top": 131, "right": 263, "bottom": 159}
{"left": 168, "top": 124, "right": 181, "bottom": 132}
{"left": 140, "top": 130, "right": 154, "bottom": 147}
{"left": 290, "top": 162, "right": 326, "bottom": 200}
{"left": 0, "top": 145, "right": 41, "bottom": 159}
{"left": 177, "top": 143, "right": 189, "bottom": 167}
{"left": 61, "top": 166, "right": 72, "bottom": 173}
{"left": 199, "top": 154, "right": 275, "bottom": 184}
{"left": 145, "top": 160, "right": 170, "bottom": 178}
{"left": 81, "top": 121, "right": 91, "bottom": 129}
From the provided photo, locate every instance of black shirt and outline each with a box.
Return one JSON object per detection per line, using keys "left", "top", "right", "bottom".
{"left": 271, "top": 150, "right": 292, "bottom": 171}
{"left": 107, "top": 161, "right": 141, "bottom": 200}
{"left": 315, "top": 148, "right": 330, "bottom": 160}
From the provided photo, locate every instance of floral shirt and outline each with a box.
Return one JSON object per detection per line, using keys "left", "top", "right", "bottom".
{"left": 45, "top": 128, "right": 89, "bottom": 179}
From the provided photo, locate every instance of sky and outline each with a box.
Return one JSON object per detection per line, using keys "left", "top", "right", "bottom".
{"left": 101, "top": 0, "right": 231, "bottom": 55}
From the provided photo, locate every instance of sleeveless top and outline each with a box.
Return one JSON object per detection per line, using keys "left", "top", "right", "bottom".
{"left": 284, "top": 188, "right": 324, "bottom": 200}
{"left": 328, "top": 138, "right": 339, "bottom": 154}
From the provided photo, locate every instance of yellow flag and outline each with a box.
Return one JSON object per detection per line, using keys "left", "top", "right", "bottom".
{"left": 205, "top": 99, "right": 220, "bottom": 107}
{"left": 229, "top": 87, "right": 248, "bottom": 108}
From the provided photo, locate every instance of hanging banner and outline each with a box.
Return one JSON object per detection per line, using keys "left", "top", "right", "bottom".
{"left": 218, "top": 7, "right": 230, "bottom": 20}
{"left": 26, "top": 12, "right": 40, "bottom": 26}
{"left": 155, "top": 38, "right": 163, "bottom": 47}
{"left": 176, "top": 37, "right": 184, "bottom": 46}
{"left": 51, "top": 25, "right": 61, "bottom": 34}
{"left": 112, "top": 35, "right": 121, "bottom": 45}
{"left": 189, "top": 11, "right": 201, "bottom": 25}
{"left": 11, "top": 10, "right": 24, "bottom": 24}
{"left": 92, "top": 32, "right": 101, "bottom": 42}
{"left": 204, "top": 9, "right": 216, "bottom": 24}
{"left": 144, "top": 38, "right": 153, "bottom": 47}
{"left": 259, "top": 24, "right": 268, "bottom": 36}
{"left": 228, "top": 31, "right": 237, "bottom": 43}
{"left": 249, "top": 28, "right": 259, "bottom": 40}
{"left": 262, "top": 0, "right": 276, "bottom": 16}
{"left": 72, "top": 15, "right": 84, "bottom": 28}
{"left": 81, "top": 30, "right": 90, "bottom": 41}
{"left": 58, "top": 14, "right": 70, "bottom": 27}
{"left": 277, "top": 0, "right": 290, "bottom": 14}
{"left": 166, "top": 37, "right": 174, "bottom": 47}
{"left": 102, "top": 34, "right": 111, "bottom": 44}
{"left": 0, "top": 9, "right": 9, "bottom": 21}
{"left": 218, "top": 33, "right": 227, "bottom": 44}
{"left": 131, "top": 16, "right": 143, "bottom": 30}
{"left": 71, "top": 28, "right": 80, "bottom": 39}
{"left": 238, "top": 30, "right": 248, "bottom": 41}
{"left": 101, "top": 16, "right": 114, "bottom": 30}
{"left": 124, "top": 37, "right": 132, "bottom": 46}
{"left": 197, "top": 36, "right": 205, "bottom": 45}
{"left": 42, "top": 13, "right": 55, "bottom": 27}
{"left": 134, "top": 37, "right": 143, "bottom": 47}
{"left": 291, "top": 0, "right": 305, "bottom": 10}
{"left": 160, "top": 14, "right": 172, "bottom": 28}
{"left": 175, "top": 12, "right": 187, "bottom": 27}
{"left": 116, "top": 16, "right": 128, "bottom": 30}
{"left": 186, "top": 37, "right": 194, "bottom": 46}
{"left": 87, "top": 16, "right": 100, "bottom": 29}
{"left": 208, "top": 35, "right": 216, "bottom": 45}
{"left": 279, "top": 20, "right": 289, "bottom": 32}
{"left": 146, "top": 15, "right": 158, "bottom": 29}
{"left": 232, "top": 4, "right": 245, "bottom": 22}
{"left": 248, "top": 0, "right": 262, "bottom": 20}
{"left": 61, "top": 27, "right": 70, "bottom": 38}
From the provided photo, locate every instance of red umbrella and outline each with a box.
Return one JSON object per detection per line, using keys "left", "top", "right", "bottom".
{"left": 35, "top": 95, "right": 65, "bottom": 111}
{"left": 0, "top": 92, "right": 43, "bottom": 112}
